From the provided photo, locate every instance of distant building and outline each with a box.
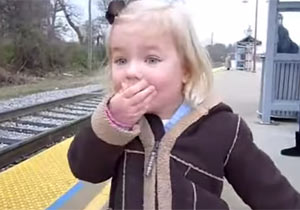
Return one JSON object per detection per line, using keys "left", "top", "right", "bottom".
{"left": 235, "top": 35, "right": 262, "bottom": 71}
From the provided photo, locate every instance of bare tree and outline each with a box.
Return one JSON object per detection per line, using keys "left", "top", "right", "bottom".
{"left": 88, "top": 0, "right": 93, "bottom": 70}
{"left": 0, "top": 0, "right": 7, "bottom": 37}
{"left": 47, "top": 0, "right": 64, "bottom": 40}
{"left": 97, "top": 0, "right": 110, "bottom": 14}
{"left": 58, "top": 0, "right": 84, "bottom": 44}
{"left": 0, "top": 0, "right": 50, "bottom": 35}
{"left": 95, "top": 0, "right": 110, "bottom": 45}
{"left": 0, "top": 0, "right": 53, "bottom": 71}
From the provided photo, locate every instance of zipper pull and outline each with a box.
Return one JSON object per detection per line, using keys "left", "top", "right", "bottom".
{"left": 145, "top": 141, "right": 160, "bottom": 177}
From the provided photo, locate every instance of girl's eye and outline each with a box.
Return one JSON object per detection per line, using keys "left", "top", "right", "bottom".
{"left": 114, "top": 58, "right": 127, "bottom": 65}
{"left": 145, "top": 56, "right": 161, "bottom": 64}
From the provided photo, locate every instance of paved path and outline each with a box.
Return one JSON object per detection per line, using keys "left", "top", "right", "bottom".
{"left": 215, "top": 69, "right": 300, "bottom": 209}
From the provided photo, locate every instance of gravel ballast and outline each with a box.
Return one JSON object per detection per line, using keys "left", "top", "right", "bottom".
{"left": 0, "top": 84, "right": 102, "bottom": 114}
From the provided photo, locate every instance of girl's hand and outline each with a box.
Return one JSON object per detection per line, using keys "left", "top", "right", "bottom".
{"left": 108, "top": 79, "right": 157, "bottom": 128}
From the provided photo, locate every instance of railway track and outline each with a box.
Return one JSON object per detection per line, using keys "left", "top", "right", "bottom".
{"left": 0, "top": 89, "right": 104, "bottom": 169}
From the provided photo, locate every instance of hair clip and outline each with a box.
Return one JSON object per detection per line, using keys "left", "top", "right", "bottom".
{"left": 105, "top": 0, "right": 126, "bottom": 24}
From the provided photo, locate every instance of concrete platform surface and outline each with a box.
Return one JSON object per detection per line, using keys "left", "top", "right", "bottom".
{"left": 216, "top": 69, "right": 300, "bottom": 209}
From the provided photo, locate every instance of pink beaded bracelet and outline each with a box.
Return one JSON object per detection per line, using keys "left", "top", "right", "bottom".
{"left": 105, "top": 106, "right": 133, "bottom": 130}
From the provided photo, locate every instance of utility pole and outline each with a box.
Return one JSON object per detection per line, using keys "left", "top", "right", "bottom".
{"left": 211, "top": 32, "right": 214, "bottom": 45}
{"left": 242, "top": 0, "right": 259, "bottom": 73}
{"left": 252, "top": 0, "right": 258, "bottom": 73}
{"left": 88, "top": 0, "right": 93, "bottom": 71}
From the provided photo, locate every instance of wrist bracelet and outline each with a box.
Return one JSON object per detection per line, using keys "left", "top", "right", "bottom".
{"left": 105, "top": 107, "right": 133, "bottom": 130}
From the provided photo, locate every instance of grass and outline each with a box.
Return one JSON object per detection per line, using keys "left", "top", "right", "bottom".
{"left": 0, "top": 70, "right": 108, "bottom": 101}
{"left": 0, "top": 65, "right": 225, "bottom": 101}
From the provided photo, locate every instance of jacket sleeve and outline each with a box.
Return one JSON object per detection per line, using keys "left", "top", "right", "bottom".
{"left": 67, "top": 96, "right": 141, "bottom": 183}
{"left": 224, "top": 117, "right": 300, "bottom": 209}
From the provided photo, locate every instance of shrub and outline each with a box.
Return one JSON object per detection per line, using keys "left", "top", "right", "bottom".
{"left": 0, "top": 42, "right": 15, "bottom": 66}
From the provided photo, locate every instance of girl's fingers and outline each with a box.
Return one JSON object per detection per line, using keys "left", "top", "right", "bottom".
{"left": 122, "top": 80, "right": 149, "bottom": 98}
{"left": 130, "top": 86, "right": 156, "bottom": 105}
{"left": 134, "top": 90, "right": 157, "bottom": 112}
{"left": 143, "top": 90, "right": 157, "bottom": 105}
{"left": 120, "top": 82, "right": 127, "bottom": 93}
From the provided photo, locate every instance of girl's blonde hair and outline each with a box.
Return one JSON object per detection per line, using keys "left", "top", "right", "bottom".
{"left": 104, "top": 0, "right": 213, "bottom": 107}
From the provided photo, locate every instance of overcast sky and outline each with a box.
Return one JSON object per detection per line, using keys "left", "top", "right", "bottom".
{"left": 71, "top": 0, "right": 300, "bottom": 53}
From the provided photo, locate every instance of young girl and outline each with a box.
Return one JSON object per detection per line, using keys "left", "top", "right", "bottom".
{"left": 68, "top": 1, "right": 300, "bottom": 209}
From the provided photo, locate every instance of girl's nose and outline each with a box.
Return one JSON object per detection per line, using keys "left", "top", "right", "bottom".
{"left": 125, "top": 61, "right": 143, "bottom": 80}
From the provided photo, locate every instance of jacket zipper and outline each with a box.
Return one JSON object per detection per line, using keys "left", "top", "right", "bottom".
{"left": 145, "top": 140, "right": 160, "bottom": 210}
{"left": 145, "top": 140, "right": 160, "bottom": 176}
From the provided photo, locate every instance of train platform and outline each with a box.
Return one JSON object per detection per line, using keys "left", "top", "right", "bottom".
{"left": 0, "top": 136, "right": 110, "bottom": 210}
{"left": 0, "top": 67, "right": 299, "bottom": 209}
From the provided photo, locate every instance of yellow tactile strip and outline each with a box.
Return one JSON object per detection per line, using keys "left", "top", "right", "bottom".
{"left": 0, "top": 138, "right": 77, "bottom": 210}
